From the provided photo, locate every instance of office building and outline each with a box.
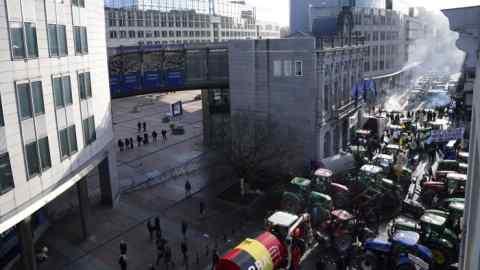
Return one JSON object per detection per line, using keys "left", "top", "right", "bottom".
{"left": 104, "top": 0, "right": 281, "bottom": 47}
{"left": 228, "top": 36, "right": 367, "bottom": 169}
{"left": 442, "top": 6, "right": 480, "bottom": 270}
{"left": 0, "top": 0, "right": 117, "bottom": 268}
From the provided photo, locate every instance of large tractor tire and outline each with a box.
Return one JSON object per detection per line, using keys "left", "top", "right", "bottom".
{"left": 355, "top": 251, "right": 378, "bottom": 270}
{"left": 430, "top": 245, "right": 454, "bottom": 268}
{"left": 281, "top": 193, "right": 303, "bottom": 214}
{"left": 420, "top": 189, "right": 435, "bottom": 209}
{"left": 311, "top": 206, "right": 330, "bottom": 227}
{"left": 376, "top": 190, "right": 402, "bottom": 220}
{"left": 331, "top": 191, "right": 351, "bottom": 211}
{"left": 396, "top": 263, "right": 416, "bottom": 270}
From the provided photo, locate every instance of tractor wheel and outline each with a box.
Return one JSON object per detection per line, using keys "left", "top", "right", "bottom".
{"left": 355, "top": 251, "right": 378, "bottom": 270}
{"left": 333, "top": 234, "right": 354, "bottom": 254}
{"left": 430, "top": 245, "right": 453, "bottom": 268}
{"left": 420, "top": 189, "right": 435, "bottom": 209}
{"left": 332, "top": 191, "right": 351, "bottom": 210}
{"left": 281, "top": 194, "right": 302, "bottom": 214}
{"left": 396, "top": 263, "right": 416, "bottom": 270}
{"left": 311, "top": 207, "right": 330, "bottom": 227}
{"left": 377, "top": 190, "right": 402, "bottom": 220}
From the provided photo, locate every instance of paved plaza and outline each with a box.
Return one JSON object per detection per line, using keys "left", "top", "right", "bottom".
{"left": 12, "top": 91, "right": 270, "bottom": 270}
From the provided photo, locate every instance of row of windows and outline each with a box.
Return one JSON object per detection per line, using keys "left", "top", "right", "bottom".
{"left": 273, "top": 60, "right": 304, "bottom": 77}
{"left": 9, "top": 22, "right": 88, "bottom": 60}
{"left": 367, "top": 31, "right": 400, "bottom": 41}
{"left": 0, "top": 153, "right": 14, "bottom": 194}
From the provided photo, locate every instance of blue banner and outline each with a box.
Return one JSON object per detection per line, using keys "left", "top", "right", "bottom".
{"left": 166, "top": 71, "right": 185, "bottom": 86}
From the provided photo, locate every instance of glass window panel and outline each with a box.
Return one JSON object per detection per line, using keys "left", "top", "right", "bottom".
{"left": 62, "top": 76, "right": 73, "bottom": 105}
{"left": 58, "top": 25, "right": 67, "bottom": 56}
{"left": 85, "top": 72, "right": 92, "bottom": 97}
{"left": 16, "top": 83, "right": 33, "bottom": 119}
{"left": 24, "top": 23, "right": 38, "bottom": 58}
{"left": 78, "top": 73, "right": 86, "bottom": 99}
{"left": 47, "top": 24, "right": 58, "bottom": 56}
{"left": 0, "top": 97, "right": 4, "bottom": 127}
{"left": 88, "top": 117, "right": 96, "bottom": 143}
{"left": 59, "top": 128, "right": 69, "bottom": 157}
{"left": 81, "top": 27, "right": 88, "bottom": 53}
{"left": 10, "top": 22, "right": 25, "bottom": 59}
{"left": 68, "top": 126, "right": 78, "bottom": 153}
{"left": 25, "top": 141, "right": 40, "bottom": 177}
{"left": 31, "top": 81, "right": 44, "bottom": 115}
{"left": 82, "top": 118, "right": 89, "bottom": 144}
{"left": 0, "top": 153, "right": 14, "bottom": 193}
{"left": 52, "top": 77, "right": 64, "bottom": 107}
{"left": 74, "top": 27, "right": 82, "bottom": 54}
{"left": 38, "top": 137, "right": 51, "bottom": 170}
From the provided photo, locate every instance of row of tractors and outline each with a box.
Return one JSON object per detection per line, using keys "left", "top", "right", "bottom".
{"left": 214, "top": 113, "right": 467, "bottom": 270}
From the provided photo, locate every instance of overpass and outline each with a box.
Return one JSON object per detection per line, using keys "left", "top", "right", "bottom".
{"left": 108, "top": 43, "right": 229, "bottom": 98}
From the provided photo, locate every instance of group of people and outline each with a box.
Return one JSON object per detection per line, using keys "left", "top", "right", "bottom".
{"left": 117, "top": 122, "right": 169, "bottom": 152}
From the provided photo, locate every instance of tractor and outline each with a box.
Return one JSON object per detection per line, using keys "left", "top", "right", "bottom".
{"left": 421, "top": 172, "right": 467, "bottom": 208}
{"left": 389, "top": 211, "right": 460, "bottom": 268}
{"left": 356, "top": 230, "right": 433, "bottom": 270}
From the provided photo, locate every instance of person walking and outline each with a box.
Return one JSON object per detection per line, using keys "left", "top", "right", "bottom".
{"left": 137, "top": 122, "right": 142, "bottom": 133}
{"left": 154, "top": 217, "right": 161, "bottom": 240}
{"left": 147, "top": 219, "right": 155, "bottom": 241}
{"left": 181, "top": 220, "right": 188, "bottom": 239}
{"left": 144, "top": 133, "right": 149, "bottom": 144}
{"left": 164, "top": 245, "right": 172, "bottom": 270}
{"left": 152, "top": 131, "right": 158, "bottom": 143}
{"left": 143, "top": 122, "right": 147, "bottom": 132}
{"left": 125, "top": 138, "right": 130, "bottom": 151}
{"left": 199, "top": 201, "right": 205, "bottom": 216}
{"left": 161, "top": 129, "right": 167, "bottom": 143}
{"left": 137, "top": 135, "right": 143, "bottom": 147}
{"left": 185, "top": 181, "right": 192, "bottom": 198}
{"left": 118, "top": 139, "right": 124, "bottom": 152}
{"left": 118, "top": 254, "right": 128, "bottom": 270}
{"left": 120, "top": 240, "right": 127, "bottom": 255}
{"left": 211, "top": 249, "right": 219, "bottom": 270}
{"left": 155, "top": 238, "right": 166, "bottom": 265}
{"left": 181, "top": 241, "right": 188, "bottom": 267}
{"left": 129, "top": 137, "right": 134, "bottom": 149}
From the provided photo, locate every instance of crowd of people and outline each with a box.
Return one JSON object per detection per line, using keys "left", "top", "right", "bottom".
{"left": 117, "top": 122, "right": 169, "bottom": 152}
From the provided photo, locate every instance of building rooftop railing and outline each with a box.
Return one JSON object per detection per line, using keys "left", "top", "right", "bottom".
{"left": 317, "top": 36, "right": 366, "bottom": 50}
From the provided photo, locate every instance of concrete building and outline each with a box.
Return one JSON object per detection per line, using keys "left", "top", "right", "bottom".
{"left": 290, "top": 0, "right": 429, "bottom": 100}
{"left": 104, "top": 0, "right": 281, "bottom": 47}
{"left": 0, "top": 0, "right": 117, "bottom": 268}
{"left": 442, "top": 6, "right": 480, "bottom": 270}
{"left": 228, "top": 37, "right": 366, "bottom": 170}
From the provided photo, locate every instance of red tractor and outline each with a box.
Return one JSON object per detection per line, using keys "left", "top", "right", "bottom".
{"left": 214, "top": 211, "right": 314, "bottom": 270}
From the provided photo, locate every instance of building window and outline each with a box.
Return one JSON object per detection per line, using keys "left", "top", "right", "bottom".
{"left": 324, "top": 85, "right": 330, "bottom": 112}
{"left": 59, "top": 125, "right": 78, "bottom": 159}
{"left": 120, "top": 31, "right": 126, "bottom": 38}
{"left": 25, "top": 137, "right": 51, "bottom": 178}
{"left": 9, "top": 22, "right": 39, "bottom": 59}
{"left": 295, "top": 61, "right": 303, "bottom": 76}
{"left": 78, "top": 72, "right": 92, "bottom": 100}
{"left": 0, "top": 97, "right": 4, "bottom": 127}
{"left": 154, "top": 30, "right": 160, "bottom": 37}
{"left": 0, "top": 153, "right": 14, "bottom": 193}
{"left": 47, "top": 24, "right": 68, "bottom": 57}
{"left": 128, "top": 30, "right": 135, "bottom": 38}
{"left": 324, "top": 132, "right": 331, "bottom": 158}
{"left": 273, "top": 60, "right": 282, "bottom": 77}
{"left": 82, "top": 116, "right": 96, "bottom": 145}
{"left": 72, "top": 0, "right": 85, "bottom": 7}
{"left": 16, "top": 81, "right": 45, "bottom": 120}
{"left": 73, "top": 26, "right": 88, "bottom": 54}
{"left": 283, "top": 60, "right": 292, "bottom": 76}
{"left": 109, "top": 31, "right": 117, "bottom": 39}
{"left": 138, "top": 31, "right": 144, "bottom": 38}
{"left": 52, "top": 76, "right": 73, "bottom": 108}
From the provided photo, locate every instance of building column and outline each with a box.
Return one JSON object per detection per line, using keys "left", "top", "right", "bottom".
{"left": 76, "top": 178, "right": 90, "bottom": 240}
{"left": 17, "top": 217, "right": 37, "bottom": 270}
{"left": 98, "top": 151, "right": 119, "bottom": 208}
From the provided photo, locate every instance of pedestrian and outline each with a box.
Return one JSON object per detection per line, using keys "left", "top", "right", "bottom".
{"left": 155, "top": 238, "right": 166, "bottom": 265}
{"left": 185, "top": 181, "right": 192, "bottom": 198}
{"left": 125, "top": 138, "right": 130, "bottom": 151}
{"left": 196, "top": 252, "right": 200, "bottom": 265}
{"left": 154, "top": 217, "right": 161, "bottom": 239}
{"left": 118, "top": 254, "right": 128, "bottom": 270}
{"left": 164, "top": 246, "right": 172, "bottom": 269}
{"left": 147, "top": 219, "right": 155, "bottom": 241}
{"left": 199, "top": 201, "right": 205, "bottom": 216}
{"left": 118, "top": 139, "right": 124, "bottom": 152}
{"left": 144, "top": 133, "right": 149, "bottom": 144}
{"left": 152, "top": 130, "right": 158, "bottom": 142}
{"left": 129, "top": 137, "right": 134, "bottom": 149}
{"left": 137, "top": 122, "right": 142, "bottom": 133}
{"left": 143, "top": 122, "right": 147, "bottom": 132}
{"left": 137, "top": 135, "right": 142, "bottom": 147}
{"left": 181, "top": 241, "right": 188, "bottom": 266}
{"left": 161, "top": 129, "right": 167, "bottom": 143}
{"left": 181, "top": 220, "right": 188, "bottom": 238}
{"left": 211, "top": 249, "right": 219, "bottom": 270}
{"left": 120, "top": 240, "right": 127, "bottom": 255}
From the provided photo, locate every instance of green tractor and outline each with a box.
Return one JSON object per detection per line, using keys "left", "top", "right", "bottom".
{"left": 389, "top": 211, "right": 460, "bottom": 268}
{"left": 281, "top": 168, "right": 352, "bottom": 225}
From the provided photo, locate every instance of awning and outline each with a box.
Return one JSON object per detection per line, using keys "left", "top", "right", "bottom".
{"left": 370, "top": 61, "right": 422, "bottom": 80}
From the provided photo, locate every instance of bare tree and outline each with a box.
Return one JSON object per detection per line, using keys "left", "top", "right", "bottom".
{"left": 217, "top": 112, "right": 300, "bottom": 188}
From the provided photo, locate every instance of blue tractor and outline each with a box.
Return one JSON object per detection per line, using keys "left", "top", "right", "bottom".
{"left": 355, "top": 230, "right": 433, "bottom": 270}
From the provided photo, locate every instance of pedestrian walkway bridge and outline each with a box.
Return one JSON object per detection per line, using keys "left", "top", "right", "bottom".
{"left": 108, "top": 43, "right": 229, "bottom": 98}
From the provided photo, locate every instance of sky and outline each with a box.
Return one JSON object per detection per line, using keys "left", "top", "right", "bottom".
{"left": 247, "top": 0, "right": 480, "bottom": 26}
